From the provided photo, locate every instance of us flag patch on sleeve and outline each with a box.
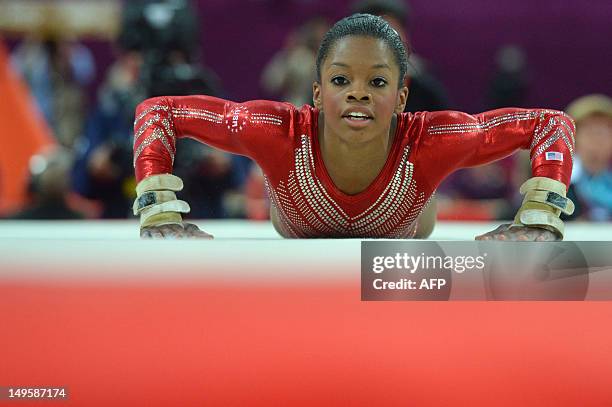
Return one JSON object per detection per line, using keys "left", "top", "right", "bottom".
{"left": 545, "top": 152, "right": 564, "bottom": 161}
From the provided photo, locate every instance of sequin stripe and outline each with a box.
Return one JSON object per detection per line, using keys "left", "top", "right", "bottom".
{"left": 351, "top": 147, "right": 411, "bottom": 221}
{"left": 287, "top": 171, "right": 321, "bottom": 236}
{"left": 276, "top": 183, "right": 301, "bottom": 223}
{"left": 249, "top": 119, "right": 282, "bottom": 126}
{"left": 559, "top": 119, "right": 576, "bottom": 145}
{"left": 537, "top": 109, "right": 576, "bottom": 140}
{"left": 428, "top": 111, "right": 536, "bottom": 133}
{"left": 351, "top": 164, "right": 413, "bottom": 232}
{"left": 297, "top": 162, "right": 348, "bottom": 233}
{"left": 251, "top": 113, "right": 282, "bottom": 120}
{"left": 264, "top": 177, "right": 299, "bottom": 238}
{"left": 250, "top": 114, "right": 282, "bottom": 123}
{"left": 160, "top": 117, "right": 177, "bottom": 151}
{"left": 133, "top": 114, "right": 176, "bottom": 157}
{"left": 530, "top": 117, "right": 556, "bottom": 150}
{"left": 532, "top": 123, "right": 574, "bottom": 160}
{"left": 299, "top": 134, "right": 415, "bottom": 229}
{"left": 351, "top": 162, "right": 408, "bottom": 228}
{"left": 134, "top": 104, "right": 170, "bottom": 127}
{"left": 172, "top": 112, "right": 224, "bottom": 124}
{"left": 290, "top": 166, "right": 335, "bottom": 235}
{"left": 392, "top": 191, "right": 425, "bottom": 238}
{"left": 528, "top": 112, "right": 574, "bottom": 152}
{"left": 428, "top": 111, "right": 536, "bottom": 130}
{"left": 530, "top": 128, "right": 565, "bottom": 164}
{"left": 172, "top": 107, "right": 223, "bottom": 121}
{"left": 553, "top": 123, "right": 575, "bottom": 158}
{"left": 250, "top": 118, "right": 282, "bottom": 124}
{"left": 532, "top": 111, "right": 547, "bottom": 142}
{"left": 428, "top": 114, "right": 535, "bottom": 135}
{"left": 302, "top": 137, "right": 351, "bottom": 219}
{"left": 172, "top": 108, "right": 223, "bottom": 124}
{"left": 134, "top": 114, "right": 161, "bottom": 147}
{"left": 388, "top": 186, "right": 416, "bottom": 227}
{"left": 352, "top": 152, "right": 412, "bottom": 225}
{"left": 351, "top": 163, "right": 414, "bottom": 233}
{"left": 365, "top": 178, "right": 416, "bottom": 237}
{"left": 295, "top": 144, "right": 349, "bottom": 233}
{"left": 133, "top": 128, "right": 175, "bottom": 166}
{"left": 403, "top": 191, "right": 427, "bottom": 228}
{"left": 388, "top": 185, "right": 420, "bottom": 235}
{"left": 273, "top": 179, "right": 303, "bottom": 234}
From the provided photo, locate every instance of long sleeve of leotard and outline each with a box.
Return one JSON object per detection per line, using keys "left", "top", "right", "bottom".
{"left": 133, "top": 95, "right": 297, "bottom": 181}
{"left": 415, "top": 108, "right": 575, "bottom": 190}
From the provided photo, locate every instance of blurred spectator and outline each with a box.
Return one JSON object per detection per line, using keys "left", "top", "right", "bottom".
{"left": 487, "top": 44, "right": 530, "bottom": 109}
{"left": 72, "top": 49, "right": 146, "bottom": 218}
{"left": 261, "top": 17, "right": 329, "bottom": 106}
{"left": 173, "top": 141, "right": 244, "bottom": 218}
{"left": 9, "top": 148, "right": 83, "bottom": 220}
{"left": 73, "top": 0, "right": 242, "bottom": 219}
{"left": 352, "top": 0, "right": 451, "bottom": 113}
{"left": 564, "top": 94, "right": 612, "bottom": 221}
{"left": 436, "top": 45, "right": 532, "bottom": 221}
{"left": 11, "top": 34, "right": 95, "bottom": 148}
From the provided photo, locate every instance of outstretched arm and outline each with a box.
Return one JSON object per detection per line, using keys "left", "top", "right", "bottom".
{"left": 419, "top": 108, "right": 575, "bottom": 240}
{"left": 132, "top": 95, "right": 296, "bottom": 238}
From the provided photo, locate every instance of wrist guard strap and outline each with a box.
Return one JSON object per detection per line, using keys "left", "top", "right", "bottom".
{"left": 135, "top": 174, "right": 190, "bottom": 228}
{"left": 136, "top": 174, "right": 183, "bottom": 196}
{"left": 139, "top": 200, "right": 190, "bottom": 227}
{"left": 512, "top": 177, "right": 574, "bottom": 239}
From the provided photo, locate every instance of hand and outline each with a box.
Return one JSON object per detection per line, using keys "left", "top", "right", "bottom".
{"left": 475, "top": 223, "right": 559, "bottom": 241}
{"left": 140, "top": 222, "right": 213, "bottom": 239}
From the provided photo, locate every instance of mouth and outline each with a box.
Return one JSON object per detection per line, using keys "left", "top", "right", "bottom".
{"left": 342, "top": 111, "right": 374, "bottom": 128}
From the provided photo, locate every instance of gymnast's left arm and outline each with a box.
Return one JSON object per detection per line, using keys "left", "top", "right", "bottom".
{"left": 421, "top": 108, "right": 576, "bottom": 241}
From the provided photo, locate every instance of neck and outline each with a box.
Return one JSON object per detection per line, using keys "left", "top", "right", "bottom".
{"left": 319, "top": 114, "right": 397, "bottom": 194}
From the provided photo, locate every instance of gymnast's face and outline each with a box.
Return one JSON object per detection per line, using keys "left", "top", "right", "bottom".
{"left": 313, "top": 35, "right": 408, "bottom": 144}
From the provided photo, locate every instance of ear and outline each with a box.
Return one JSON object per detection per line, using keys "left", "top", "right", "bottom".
{"left": 395, "top": 86, "right": 409, "bottom": 114}
{"left": 312, "top": 82, "right": 322, "bottom": 110}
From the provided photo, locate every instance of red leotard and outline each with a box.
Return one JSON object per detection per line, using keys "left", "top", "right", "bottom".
{"left": 133, "top": 96, "right": 575, "bottom": 238}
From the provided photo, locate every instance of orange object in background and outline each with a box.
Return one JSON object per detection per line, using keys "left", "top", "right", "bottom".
{"left": 0, "top": 39, "right": 54, "bottom": 215}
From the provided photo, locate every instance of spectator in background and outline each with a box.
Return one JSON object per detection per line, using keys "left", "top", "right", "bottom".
{"left": 352, "top": 0, "right": 450, "bottom": 113}
{"left": 487, "top": 44, "right": 530, "bottom": 109}
{"left": 11, "top": 34, "right": 95, "bottom": 148}
{"left": 72, "top": 48, "right": 146, "bottom": 218}
{"left": 436, "top": 45, "right": 532, "bottom": 221}
{"left": 564, "top": 94, "right": 612, "bottom": 221}
{"left": 73, "top": 0, "right": 240, "bottom": 219}
{"left": 261, "top": 17, "right": 330, "bottom": 107}
{"left": 10, "top": 148, "right": 83, "bottom": 220}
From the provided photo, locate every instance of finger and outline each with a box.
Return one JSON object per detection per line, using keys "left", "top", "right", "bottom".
{"left": 184, "top": 223, "right": 214, "bottom": 239}
{"left": 520, "top": 228, "right": 544, "bottom": 241}
{"left": 165, "top": 224, "right": 185, "bottom": 238}
{"left": 535, "top": 230, "right": 557, "bottom": 242}
{"left": 148, "top": 228, "right": 164, "bottom": 239}
{"left": 475, "top": 224, "right": 510, "bottom": 240}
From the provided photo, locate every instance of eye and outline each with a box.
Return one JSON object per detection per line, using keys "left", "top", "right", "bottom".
{"left": 371, "top": 77, "right": 388, "bottom": 88}
{"left": 331, "top": 76, "right": 348, "bottom": 86}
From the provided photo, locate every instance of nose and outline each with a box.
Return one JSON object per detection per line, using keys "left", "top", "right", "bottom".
{"left": 346, "top": 87, "right": 371, "bottom": 103}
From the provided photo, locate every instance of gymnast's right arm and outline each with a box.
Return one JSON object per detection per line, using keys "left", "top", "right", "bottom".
{"left": 132, "top": 95, "right": 294, "bottom": 238}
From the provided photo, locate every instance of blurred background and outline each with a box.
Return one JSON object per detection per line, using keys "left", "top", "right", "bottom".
{"left": 0, "top": 0, "right": 610, "bottom": 224}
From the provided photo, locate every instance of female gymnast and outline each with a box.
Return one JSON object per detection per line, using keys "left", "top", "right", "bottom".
{"left": 132, "top": 14, "right": 575, "bottom": 240}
